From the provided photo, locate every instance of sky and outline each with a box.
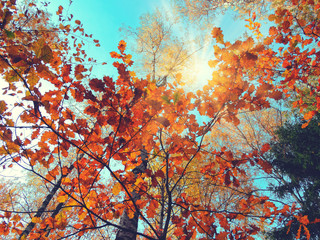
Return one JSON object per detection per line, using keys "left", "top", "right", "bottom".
{"left": 44, "top": 0, "right": 251, "bottom": 87}
{"left": 46, "top": 0, "right": 166, "bottom": 78}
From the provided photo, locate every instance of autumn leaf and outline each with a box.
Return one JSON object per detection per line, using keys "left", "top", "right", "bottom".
{"left": 89, "top": 78, "right": 105, "bottom": 92}
{"left": 261, "top": 143, "right": 271, "bottom": 153}
{"left": 302, "top": 120, "right": 311, "bottom": 129}
{"left": 155, "top": 117, "right": 170, "bottom": 127}
{"left": 0, "top": 101, "right": 8, "bottom": 114}
{"left": 57, "top": 195, "right": 68, "bottom": 203}
{"left": 304, "top": 110, "right": 317, "bottom": 120}
{"left": 31, "top": 217, "right": 41, "bottom": 223}
{"left": 216, "top": 232, "right": 228, "bottom": 240}
{"left": 212, "top": 27, "right": 224, "bottom": 44}
{"left": 112, "top": 182, "right": 121, "bottom": 196}
{"left": 146, "top": 199, "right": 158, "bottom": 218}
{"left": 56, "top": 5, "right": 63, "bottom": 15}
{"left": 118, "top": 40, "right": 127, "bottom": 53}
{"left": 301, "top": 225, "right": 311, "bottom": 240}
{"left": 269, "top": 26, "right": 278, "bottom": 35}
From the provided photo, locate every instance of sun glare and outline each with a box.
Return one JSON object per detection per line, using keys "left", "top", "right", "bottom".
{"left": 185, "top": 48, "right": 214, "bottom": 89}
{"left": 160, "top": 0, "right": 221, "bottom": 90}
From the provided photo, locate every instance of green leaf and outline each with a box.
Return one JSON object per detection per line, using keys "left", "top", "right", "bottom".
{"left": 5, "top": 70, "right": 19, "bottom": 83}
{"left": 173, "top": 92, "right": 180, "bottom": 104}
{"left": 4, "top": 29, "right": 15, "bottom": 39}
{"left": 161, "top": 95, "right": 170, "bottom": 104}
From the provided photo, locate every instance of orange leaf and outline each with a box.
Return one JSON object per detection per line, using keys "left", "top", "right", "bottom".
{"left": 304, "top": 110, "right": 317, "bottom": 120}
{"left": 56, "top": 5, "right": 63, "bottom": 15}
{"left": 296, "top": 225, "right": 302, "bottom": 239}
{"left": 146, "top": 199, "right": 158, "bottom": 218}
{"left": 302, "top": 121, "right": 311, "bottom": 129}
{"left": 73, "top": 223, "right": 82, "bottom": 229}
{"left": 118, "top": 40, "right": 127, "bottom": 53}
{"left": 208, "top": 59, "right": 219, "bottom": 68}
{"left": 57, "top": 195, "right": 68, "bottom": 203}
{"left": 303, "top": 225, "right": 311, "bottom": 240}
{"left": 31, "top": 217, "right": 41, "bottom": 223}
{"left": 299, "top": 215, "right": 309, "bottom": 225}
{"left": 112, "top": 182, "right": 121, "bottom": 196}
{"left": 211, "top": 27, "right": 224, "bottom": 44}
{"left": 269, "top": 26, "right": 278, "bottom": 35}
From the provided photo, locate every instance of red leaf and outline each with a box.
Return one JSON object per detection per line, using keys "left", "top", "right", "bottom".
{"left": 154, "top": 170, "right": 165, "bottom": 178}
{"left": 261, "top": 143, "right": 271, "bottom": 153}
{"left": 151, "top": 176, "right": 158, "bottom": 187}
{"left": 61, "top": 64, "right": 71, "bottom": 78}
{"left": 224, "top": 171, "right": 231, "bottom": 186}
{"left": 216, "top": 232, "right": 228, "bottom": 240}
{"left": 56, "top": 5, "right": 63, "bottom": 15}
{"left": 155, "top": 117, "right": 170, "bottom": 127}
{"left": 89, "top": 78, "right": 105, "bottom": 92}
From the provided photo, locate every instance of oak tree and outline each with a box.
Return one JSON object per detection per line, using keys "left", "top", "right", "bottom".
{"left": 0, "top": 0, "right": 319, "bottom": 240}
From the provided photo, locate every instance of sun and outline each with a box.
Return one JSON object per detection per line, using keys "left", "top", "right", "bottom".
{"left": 158, "top": 0, "right": 219, "bottom": 90}
{"left": 176, "top": 39, "right": 215, "bottom": 90}
{"left": 188, "top": 51, "right": 214, "bottom": 89}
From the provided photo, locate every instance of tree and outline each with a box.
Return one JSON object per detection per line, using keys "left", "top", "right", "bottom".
{"left": 174, "top": 0, "right": 274, "bottom": 22}
{"left": 0, "top": 0, "right": 319, "bottom": 239}
{"left": 120, "top": 9, "right": 198, "bottom": 87}
{"left": 265, "top": 115, "right": 320, "bottom": 240}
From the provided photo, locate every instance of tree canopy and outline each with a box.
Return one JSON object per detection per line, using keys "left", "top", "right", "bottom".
{"left": 0, "top": 0, "right": 319, "bottom": 239}
{"left": 266, "top": 115, "right": 320, "bottom": 240}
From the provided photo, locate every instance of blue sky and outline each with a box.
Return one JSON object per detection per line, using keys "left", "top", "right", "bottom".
{"left": 47, "top": 0, "right": 166, "bottom": 78}
{"left": 45, "top": 1, "right": 255, "bottom": 85}
{"left": 60, "top": 0, "right": 164, "bottom": 51}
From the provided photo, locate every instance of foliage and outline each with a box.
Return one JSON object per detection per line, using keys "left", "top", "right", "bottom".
{"left": 174, "top": 0, "right": 274, "bottom": 21}
{"left": 120, "top": 9, "right": 199, "bottom": 87}
{"left": 0, "top": 0, "right": 319, "bottom": 239}
{"left": 266, "top": 115, "right": 320, "bottom": 240}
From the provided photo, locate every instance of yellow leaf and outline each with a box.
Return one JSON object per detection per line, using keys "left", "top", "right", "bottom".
{"left": 5, "top": 70, "right": 19, "bottom": 83}
{"left": 112, "top": 182, "right": 121, "bottom": 196}
{"left": 31, "top": 217, "right": 41, "bottom": 223}
{"left": 208, "top": 59, "right": 219, "bottom": 68}
{"left": 27, "top": 68, "right": 40, "bottom": 88}
{"left": 0, "top": 100, "right": 7, "bottom": 114}
{"left": 78, "top": 210, "right": 87, "bottom": 221}
{"left": 57, "top": 195, "right": 68, "bottom": 203}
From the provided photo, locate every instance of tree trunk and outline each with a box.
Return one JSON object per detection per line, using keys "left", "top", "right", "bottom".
{"left": 19, "top": 164, "right": 74, "bottom": 240}
{"left": 115, "top": 149, "right": 148, "bottom": 240}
